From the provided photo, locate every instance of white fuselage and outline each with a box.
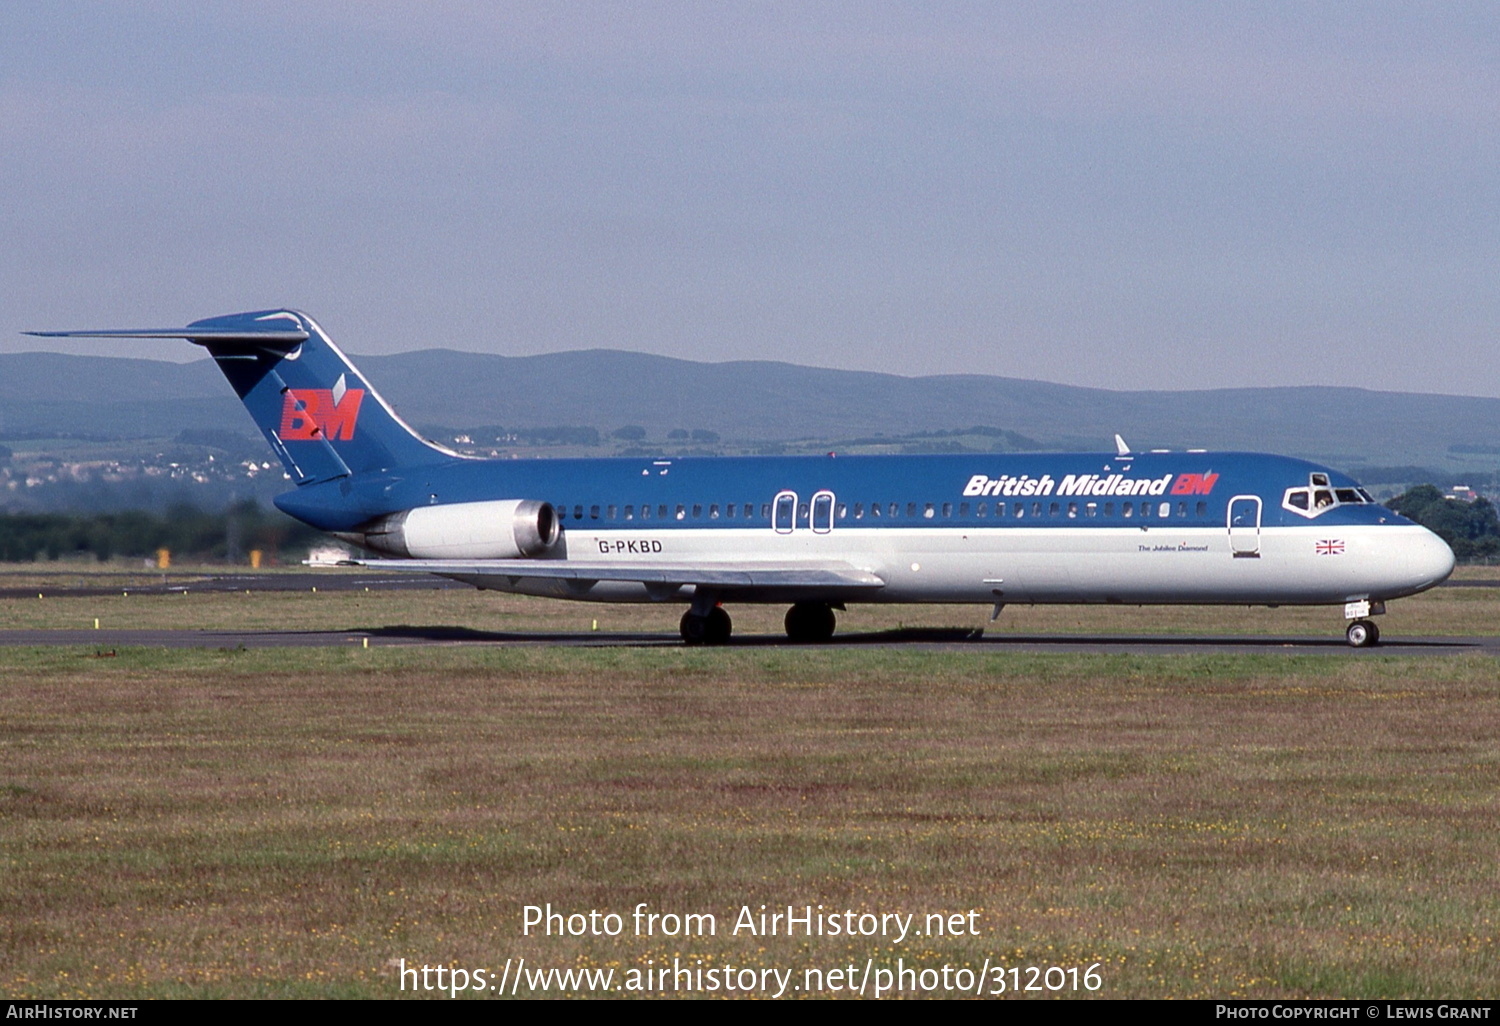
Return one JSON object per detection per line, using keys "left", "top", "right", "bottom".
{"left": 459, "top": 521, "right": 1454, "bottom": 607}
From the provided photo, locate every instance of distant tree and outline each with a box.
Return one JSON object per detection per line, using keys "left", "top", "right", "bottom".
{"left": 0, "top": 444, "right": 11, "bottom": 463}
{"left": 1389, "top": 485, "right": 1500, "bottom": 562}
{"left": 667, "top": 429, "right": 689, "bottom": 440}
{"left": 0, "top": 503, "right": 325, "bottom": 563}
{"left": 690, "top": 429, "right": 720, "bottom": 443}
{"left": 611, "top": 425, "right": 647, "bottom": 441}
{"left": 518, "top": 426, "right": 600, "bottom": 446}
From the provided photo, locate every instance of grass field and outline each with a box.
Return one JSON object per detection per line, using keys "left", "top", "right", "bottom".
{"left": 2, "top": 563, "right": 1499, "bottom": 639}
{"left": 1, "top": 569, "right": 1498, "bottom": 999}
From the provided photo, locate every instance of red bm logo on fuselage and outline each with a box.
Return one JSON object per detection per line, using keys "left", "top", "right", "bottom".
{"left": 279, "top": 388, "right": 365, "bottom": 441}
{"left": 1170, "top": 472, "right": 1219, "bottom": 496}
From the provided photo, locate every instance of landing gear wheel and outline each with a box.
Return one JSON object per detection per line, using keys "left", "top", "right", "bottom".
{"left": 705, "top": 606, "right": 732, "bottom": 644}
{"left": 1346, "top": 619, "right": 1380, "bottom": 648}
{"left": 784, "top": 602, "right": 837, "bottom": 642}
{"left": 680, "top": 607, "right": 733, "bottom": 646}
{"left": 680, "top": 611, "right": 708, "bottom": 646}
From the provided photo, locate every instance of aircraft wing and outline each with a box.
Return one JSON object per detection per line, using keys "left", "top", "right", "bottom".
{"left": 346, "top": 557, "right": 886, "bottom": 591}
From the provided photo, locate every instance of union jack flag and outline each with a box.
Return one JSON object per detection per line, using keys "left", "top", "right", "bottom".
{"left": 1316, "top": 539, "right": 1345, "bottom": 555}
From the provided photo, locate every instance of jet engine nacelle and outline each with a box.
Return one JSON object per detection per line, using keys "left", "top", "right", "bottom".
{"left": 356, "top": 499, "right": 561, "bottom": 559}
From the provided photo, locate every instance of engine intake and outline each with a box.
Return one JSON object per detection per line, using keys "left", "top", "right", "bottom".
{"left": 356, "top": 499, "right": 561, "bottom": 559}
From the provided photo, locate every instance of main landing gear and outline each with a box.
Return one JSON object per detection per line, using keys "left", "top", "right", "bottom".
{"left": 784, "top": 601, "right": 837, "bottom": 643}
{"left": 677, "top": 601, "right": 841, "bottom": 645}
{"left": 680, "top": 606, "right": 732, "bottom": 646}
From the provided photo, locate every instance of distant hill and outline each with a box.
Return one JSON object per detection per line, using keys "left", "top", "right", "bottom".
{"left": 4, "top": 348, "right": 1500, "bottom": 475}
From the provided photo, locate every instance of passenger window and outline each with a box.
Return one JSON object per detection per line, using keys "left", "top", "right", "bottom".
{"left": 907, "top": 503, "right": 916, "bottom": 517}
{"left": 1085, "top": 502, "right": 1097, "bottom": 518}
{"left": 675, "top": 504, "right": 686, "bottom": 520}
{"left": 976, "top": 502, "right": 987, "bottom": 518}
{"left": 1177, "top": 502, "right": 1187, "bottom": 517}
{"left": 871, "top": 503, "right": 881, "bottom": 518}
{"left": 1122, "top": 503, "right": 1133, "bottom": 519}
{"left": 574, "top": 505, "right": 584, "bottom": 520}
{"left": 624, "top": 505, "right": 634, "bottom": 520}
{"left": 1014, "top": 503, "right": 1025, "bottom": 519}
{"left": 590, "top": 505, "right": 600, "bottom": 519}
{"left": 725, "top": 504, "right": 734, "bottom": 519}
{"left": 941, "top": 502, "right": 952, "bottom": 517}
{"left": 1067, "top": 502, "right": 1077, "bottom": 519}
{"left": 760, "top": 504, "right": 770, "bottom": 519}
{"left": 1104, "top": 502, "right": 1113, "bottom": 517}
{"left": 958, "top": 502, "right": 968, "bottom": 517}
{"left": 854, "top": 503, "right": 864, "bottom": 519}
{"left": 836, "top": 503, "right": 847, "bottom": 519}
{"left": 692, "top": 504, "right": 702, "bottom": 518}
{"left": 1049, "top": 502, "right": 1060, "bottom": 517}
{"left": 1158, "top": 502, "right": 1171, "bottom": 518}
{"left": 607, "top": 505, "right": 617, "bottom": 519}
{"left": 1031, "top": 502, "right": 1042, "bottom": 517}
{"left": 709, "top": 504, "right": 719, "bottom": 519}
{"left": 798, "top": 503, "right": 809, "bottom": 521}
{"left": 1195, "top": 501, "right": 1207, "bottom": 517}
{"left": 640, "top": 504, "right": 651, "bottom": 520}
{"left": 923, "top": 503, "right": 935, "bottom": 519}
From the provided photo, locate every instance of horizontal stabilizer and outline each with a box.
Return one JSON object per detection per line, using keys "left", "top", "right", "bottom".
{"left": 25, "top": 325, "right": 309, "bottom": 350}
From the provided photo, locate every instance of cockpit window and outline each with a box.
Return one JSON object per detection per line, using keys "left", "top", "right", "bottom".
{"left": 1284, "top": 474, "right": 1373, "bottom": 518}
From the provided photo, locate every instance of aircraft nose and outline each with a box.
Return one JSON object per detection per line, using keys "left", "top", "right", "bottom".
{"left": 1408, "top": 528, "right": 1456, "bottom": 589}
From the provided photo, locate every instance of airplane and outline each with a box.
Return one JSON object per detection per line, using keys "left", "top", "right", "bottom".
{"left": 28, "top": 309, "right": 1456, "bottom": 647}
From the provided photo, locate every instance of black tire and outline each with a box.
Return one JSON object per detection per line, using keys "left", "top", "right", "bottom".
{"left": 1346, "top": 620, "right": 1378, "bottom": 648}
{"left": 784, "top": 602, "right": 836, "bottom": 642}
{"left": 680, "top": 611, "right": 708, "bottom": 646}
{"left": 681, "top": 607, "right": 733, "bottom": 645}
{"left": 705, "top": 606, "right": 732, "bottom": 644}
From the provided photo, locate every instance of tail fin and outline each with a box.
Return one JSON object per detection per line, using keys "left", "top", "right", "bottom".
{"left": 28, "top": 309, "right": 454, "bottom": 485}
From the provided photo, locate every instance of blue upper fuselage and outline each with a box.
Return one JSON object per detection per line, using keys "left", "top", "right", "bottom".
{"left": 275, "top": 448, "right": 1408, "bottom": 534}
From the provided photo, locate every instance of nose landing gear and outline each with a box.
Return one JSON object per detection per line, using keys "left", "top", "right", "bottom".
{"left": 1346, "top": 619, "right": 1380, "bottom": 648}
{"left": 1343, "top": 599, "right": 1385, "bottom": 648}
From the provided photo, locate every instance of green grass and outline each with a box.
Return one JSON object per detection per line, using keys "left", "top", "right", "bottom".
{"left": 2, "top": 645, "right": 1497, "bottom": 998}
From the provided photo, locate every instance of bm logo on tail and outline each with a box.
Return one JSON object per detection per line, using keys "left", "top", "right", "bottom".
{"left": 279, "top": 373, "right": 365, "bottom": 441}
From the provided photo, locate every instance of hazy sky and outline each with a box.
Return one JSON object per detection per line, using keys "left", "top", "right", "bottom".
{"left": 3, "top": 2, "right": 1497, "bottom": 394}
